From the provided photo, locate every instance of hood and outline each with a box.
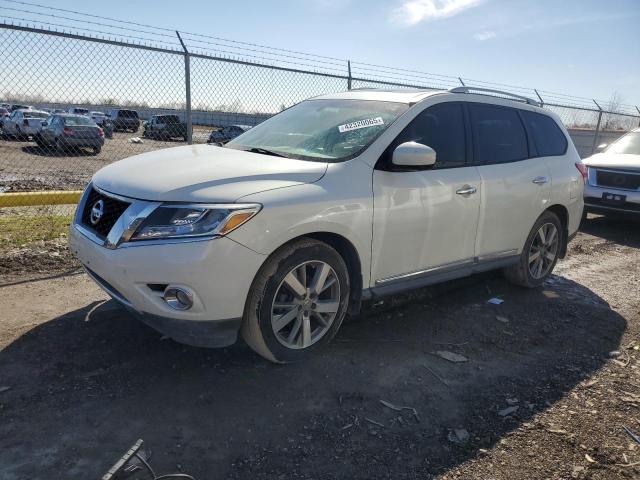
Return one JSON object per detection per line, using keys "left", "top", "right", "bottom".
{"left": 582, "top": 152, "right": 640, "bottom": 171}
{"left": 92, "top": 144, "right": 328, "bottom": 202}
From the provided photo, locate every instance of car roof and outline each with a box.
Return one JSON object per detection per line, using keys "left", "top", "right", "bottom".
{"left": 17, "top": 109, "right": 48, "bottom": 114}
{"left": 313, "top": 88, "right": 443, "bottom": 104}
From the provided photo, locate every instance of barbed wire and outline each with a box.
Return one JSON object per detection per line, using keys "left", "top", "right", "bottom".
{"left": 0, "top": 0, "right": 637, "bottom": 114}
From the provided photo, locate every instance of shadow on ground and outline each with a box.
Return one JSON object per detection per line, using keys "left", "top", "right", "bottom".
{"left": 0, "top": 273, "right": 626, "bottom": 479}
{"left": 579, "top": 213, "right": 640, "bottom": 248}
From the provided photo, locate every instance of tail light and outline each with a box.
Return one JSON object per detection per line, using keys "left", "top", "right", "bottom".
{"left": 63, "top": 127, "right": 74, "bottom": 135}
{"left": 23, "top": 119, "right": 28, "bottom": 126}
{"left": 97, "top": 128, "right": 104, "bottom": 137}
{"left": 575, "top": 163, "right": 588, "bottom": 183}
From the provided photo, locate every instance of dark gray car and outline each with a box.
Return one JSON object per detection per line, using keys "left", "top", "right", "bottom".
{"left": 36, "top": 114, "right": 105, "bottom": 155}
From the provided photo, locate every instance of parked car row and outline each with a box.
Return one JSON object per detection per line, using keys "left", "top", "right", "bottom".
{"left": 0, "top": 103, "right": 252, "bottom": 150}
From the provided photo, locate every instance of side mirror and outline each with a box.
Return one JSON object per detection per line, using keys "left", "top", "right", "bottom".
{"left": 596, "top": 143, "right": 608, "bottom": 152}
{"left": 392, "top": 141, "right": 437, "bottom": 167}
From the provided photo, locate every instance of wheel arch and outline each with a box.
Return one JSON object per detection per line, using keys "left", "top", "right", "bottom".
{"left": 253, "top": 231, "right": 364, "bottom": 317}
{"left": 545, "top": 204, "right": 569, "bottom": 258}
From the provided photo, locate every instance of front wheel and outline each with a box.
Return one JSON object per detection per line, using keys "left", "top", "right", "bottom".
{"left": 242, "top": 238, "right": 350, "bottom": 363}
{"left": 504, "top": 211, "right": 563, "bottom": 288}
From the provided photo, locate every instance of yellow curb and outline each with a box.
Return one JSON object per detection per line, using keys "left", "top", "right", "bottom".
{"left": 0, "top": 190, "right": 82, "bottom": 207}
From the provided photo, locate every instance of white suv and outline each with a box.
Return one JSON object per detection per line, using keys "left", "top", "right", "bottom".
{"left": 69, "top": 87, "right": 585, "bottom": 362}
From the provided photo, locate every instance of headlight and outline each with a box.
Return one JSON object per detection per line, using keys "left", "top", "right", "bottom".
{"left": 130, "top": 203, "right": 261, "bottom": 241}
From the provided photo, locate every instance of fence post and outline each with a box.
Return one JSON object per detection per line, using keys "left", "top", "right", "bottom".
{"left": 347, "top": 61, "right": 352, "bottom": 90}
{"left": 591, "top": 99, "right": 603, "bottom": 156}
{"left": 636, "top": 106, "right": 640, "bottom": 128}
{"left": 176, "top": 31, "right": 193, "bottom": 145}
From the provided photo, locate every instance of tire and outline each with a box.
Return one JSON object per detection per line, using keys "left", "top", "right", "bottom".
{"left": 504, "top": 211, "right": 563, "bottom": 288}
{"left": 92, "top": 146, "right": 101, "bottom": 155}
{"left": 242, "top": 238, "right": 350, "bottom": 363}
{"left": 55, "top": 138, "right": 66, "bottom": 155}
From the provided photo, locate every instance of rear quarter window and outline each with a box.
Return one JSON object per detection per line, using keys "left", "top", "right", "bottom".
{"left": 521, "top": 111, "right": 568, "bottom": 157}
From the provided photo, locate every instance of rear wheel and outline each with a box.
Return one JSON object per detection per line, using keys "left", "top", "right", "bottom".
{"left": 242, "top": 238, "right": 350, "bottom": 363}
{"left": 504, "top": 211, "right": 562, "bottom": 288}
{"left": 92, "top": 146, "right": 101, "bottom": 155}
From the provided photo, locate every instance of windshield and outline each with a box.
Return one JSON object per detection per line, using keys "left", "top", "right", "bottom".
{"left": 64, "top": 116, "right": 95, "bottom": 126}
{"left": 158, "top": 115, "right": 180, "bottom": 123}
{"left": 606, "top": 132, "right": 640, "bottom": 155}
{"left": 226, "top": 99, "right": 409, "bottom": 161}
{"left": 24, "top": 111, "right": 49, "bottom": 119}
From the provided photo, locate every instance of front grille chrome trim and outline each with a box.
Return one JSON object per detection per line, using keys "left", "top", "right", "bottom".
{"left": 73, "top": 182, "right": 161, "bottom": 249}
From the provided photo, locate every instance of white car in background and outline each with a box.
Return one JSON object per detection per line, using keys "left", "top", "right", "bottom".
{"left": 2, "top": 109, "right": 50, "bottom": 139}
{"left": 582, "top": 128, "right": 640, "bottom": 216}
{"left": 90, "top": 111, "right": 106, "bottom": 123}
{"left": 70, "top": 87, "right": 584, "bottom": 363}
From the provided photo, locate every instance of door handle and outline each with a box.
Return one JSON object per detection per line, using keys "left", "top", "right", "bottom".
{"left": 532, "top": 176, "right": 549, "bottom": 185}
{"left": 456, "top": 185, "right": 477, "bottom": 196}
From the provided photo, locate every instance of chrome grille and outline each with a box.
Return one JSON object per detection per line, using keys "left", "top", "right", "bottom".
{"left": 80, "top": 188, "right": 130, "bottom": 239}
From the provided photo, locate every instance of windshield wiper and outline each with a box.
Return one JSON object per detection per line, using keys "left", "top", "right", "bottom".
{"left": 245, "top": 147, "right": 287, "bottom": 158}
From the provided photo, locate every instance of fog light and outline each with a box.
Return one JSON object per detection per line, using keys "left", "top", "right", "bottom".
{"left": 163, "top": 287, "right": 194, "bottom": 310}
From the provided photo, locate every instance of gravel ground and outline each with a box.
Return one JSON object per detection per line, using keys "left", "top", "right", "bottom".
{"left": 0, "top": 127, "right": 212, "bottom": 192}
{"left": 0, "top": 214, "right": 638, "bottom": 479}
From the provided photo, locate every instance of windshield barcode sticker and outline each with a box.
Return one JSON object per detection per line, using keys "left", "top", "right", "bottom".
{"left": 338, "top": 117, "right": 384, "bottom": 133}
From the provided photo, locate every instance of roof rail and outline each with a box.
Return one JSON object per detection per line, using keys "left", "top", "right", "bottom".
{"left": 449, "top": 86, "right": 540, "bottom": 107}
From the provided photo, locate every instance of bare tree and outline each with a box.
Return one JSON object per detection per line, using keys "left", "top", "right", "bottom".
{"left": 602, "top": 91, "right": 624, "bottom": 131}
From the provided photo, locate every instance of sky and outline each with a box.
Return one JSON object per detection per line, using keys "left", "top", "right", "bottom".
{"left": 4, "top": 0, "right": 640, "bottom": 108}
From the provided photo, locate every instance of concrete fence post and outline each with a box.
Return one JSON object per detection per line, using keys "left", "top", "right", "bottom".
{"left": 636, "top": 106, "right": 640, "bottom": 128}
{"left": 176, "top": 31, "right": 193, "bottom": 145}
{"left": 347, "top": 61, "right": 352, "bottom": 90}
{"left": 591, "top": 99, "right": 603, "bottom": 156}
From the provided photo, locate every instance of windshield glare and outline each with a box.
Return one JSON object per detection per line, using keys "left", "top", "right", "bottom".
{"left": 606, "top": 132, "right": 640, "bottom": 155}
{"left": 226, "top": 99, "right": 409, "bottom": 161}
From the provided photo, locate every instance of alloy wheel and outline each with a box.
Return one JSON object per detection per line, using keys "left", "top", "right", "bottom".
{"left": 528, "top": 222, "right": 559, "bottom": 279}
{"left": 271, "top": 260, "right": 340, "bottom": 349}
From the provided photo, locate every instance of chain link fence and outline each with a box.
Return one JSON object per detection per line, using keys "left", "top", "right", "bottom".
{"left": 1, "top": 22, "right": 639, "bottom": 258}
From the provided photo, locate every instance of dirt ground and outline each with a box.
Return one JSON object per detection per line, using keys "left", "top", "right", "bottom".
{"left": 0, "top": 214, "right": 638, "bottom": 479}
{"left": 0, "top": 126, "right": 212, "bottom": 192}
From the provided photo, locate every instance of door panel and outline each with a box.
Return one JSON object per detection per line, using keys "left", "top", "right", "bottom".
{"left": 371, "top": 166, "right": 481, "bottom": 284}
{"left": 475, "top": 160, "right": 550, "bottom": 257}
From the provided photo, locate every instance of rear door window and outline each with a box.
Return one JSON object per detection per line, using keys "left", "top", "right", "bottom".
{"left": 521, "top": 111, "right": 568, "bottom": 157}
{"left": 469, "top": 104, "right": 528, "bottom": 164}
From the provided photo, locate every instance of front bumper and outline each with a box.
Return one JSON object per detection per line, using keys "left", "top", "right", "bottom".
{"left": 70, "top": 224, "right": 266, "bottom": 347}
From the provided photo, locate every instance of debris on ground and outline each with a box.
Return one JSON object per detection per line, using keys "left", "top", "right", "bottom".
{"left": 129, "top": 137, "right": 144, "bottom": 144}
{"left": 498, "top": 406, "right": 519, "bottom": 417}
{"left": 487, "top": 297, "right": 504, "bottom": 305}
{"left": 364, "top": 417, "right": 385, "bottom": 428}
{"left": 435, "top": 351, "right": 468, "bottom": 363}
{"left": 379, "top": 399, "right": 420, "bottom": 422}
{"left": 448, "top": 428, "right": 470, "bottom": 445}
{"left": 623, "top": 426, "right": 640, "bottom": 445}
{"left": 0, "top": 386, "right": 10, "bottom": 394}
{"left": 496, "top": 315, "right": 510, "bottom": 323}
